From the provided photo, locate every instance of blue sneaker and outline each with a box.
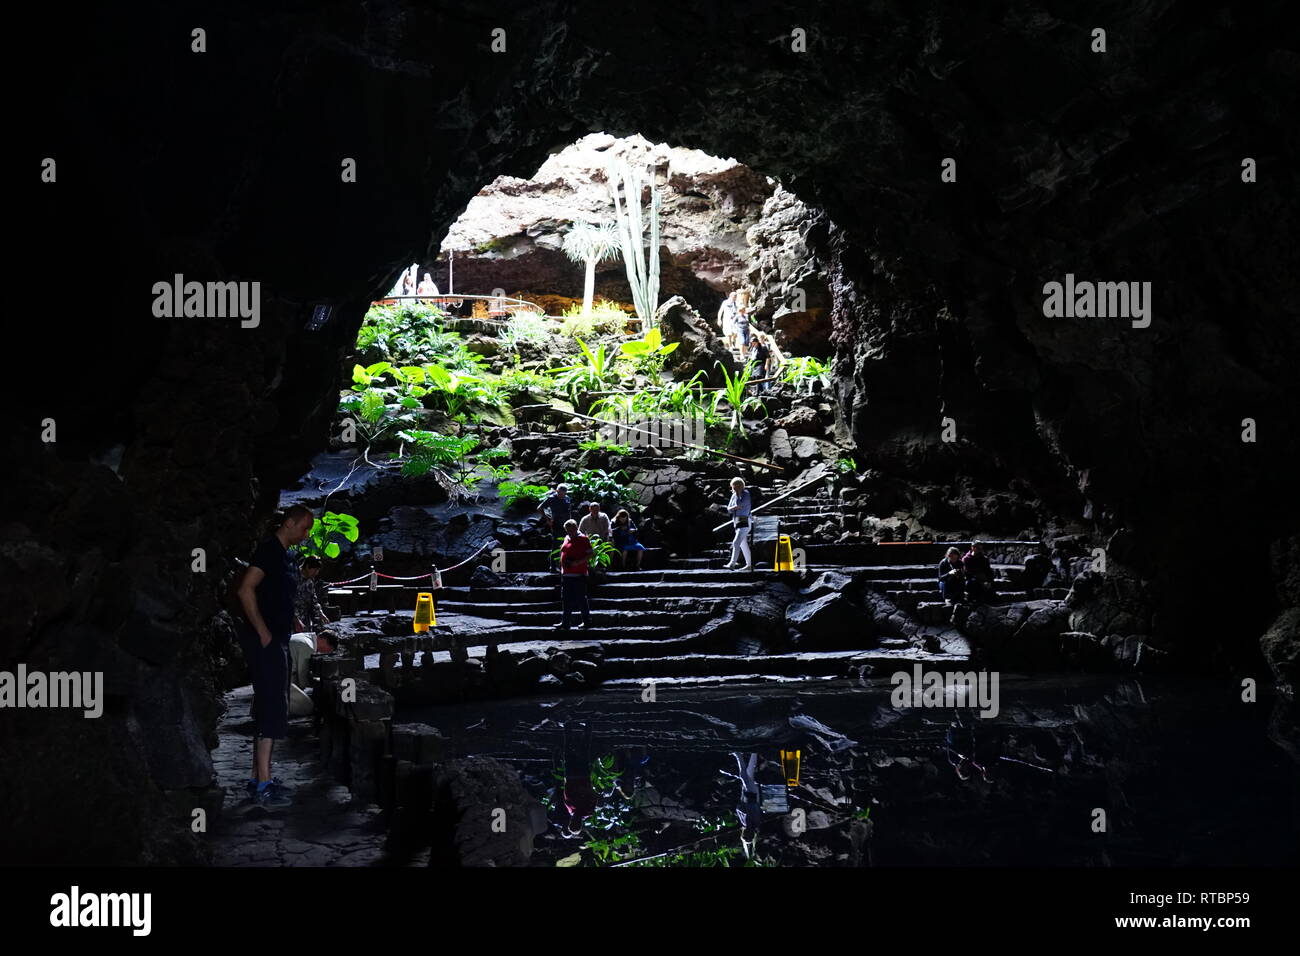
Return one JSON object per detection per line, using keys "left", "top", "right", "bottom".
{"left": 257, "top": 783, "right": 293, "bottom": 808}
{"left": 245, "top": 776, "right": 293, "bottom": 796}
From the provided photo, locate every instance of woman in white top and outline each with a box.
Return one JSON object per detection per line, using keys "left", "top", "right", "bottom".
{"left": 717, "top": 291, "right": 738, "bottom": 348}
{"left": 725, "top": 476, "right": 753, "bottom": 570}
{"left": 417, "top": 273, "right": 439, "bottom": 296}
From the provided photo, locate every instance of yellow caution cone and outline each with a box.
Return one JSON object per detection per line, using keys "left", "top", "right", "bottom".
{"left": 774, "top": 535, "right": 794, "bottom": 571}
{"left": 413, "top": 592, "right": 435, "bottom": 632}
{"left": 780, "top": 748, "right": 801, "bottom": 787}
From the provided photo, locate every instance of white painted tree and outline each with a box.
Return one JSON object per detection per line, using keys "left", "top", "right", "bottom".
{"left": 561, "top": 221, "right": 621, "bottom": 314}
{"left": 609, "top": 159, "right": 662, "bottom": 329}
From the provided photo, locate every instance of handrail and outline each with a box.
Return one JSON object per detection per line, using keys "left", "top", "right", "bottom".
{"left": 373, "top": 293, "right": 546, "bottom": 315}
{"left": 709, "top": 465, "right": 831, "bottom": 534}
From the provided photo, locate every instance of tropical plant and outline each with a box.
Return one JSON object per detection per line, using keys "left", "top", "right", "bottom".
{"left": 547, "top": 535, "right": 620, "bottom": 569}
{"left": 499, "top": 310, "right": 551, "bottom": 351}
{"left": 609, "top": 158, "right": 661, "bottom": 329}
{"left": 355, "top": 302, "right": 466, "bottom": 365}
{"left": 561, "top": 468, "right": 633, "bottom": 506}
{"left": 418, "top": 363, "right": 503, "bottom": 419}
{"left": 295, "top": 511, "right": 360, "bottom": 561}
{"left": 711, "top": 361, "right": 768, "bottom": 430}
{"left": 834, "top": 455, "right": 857, "bottom": 474}
{"left": 498, "top": 481, "right": 550, "bottom": 509}
{"left": 562, "top": 221, "right": 622, "bottom": 315}
{"left": 553, "top": 339, "right": 625, "bottom": 399}
{"left": 578, "top": 438, "right": 632, "bottom": 455}
{"left": 619, "top": 326, "right": 679, "bottom": 378}
{"left": 337, "top": 387, "right": 421, "bottom": 449}
{"left": 396, "top": 430, "right": 510, "bottom": 491}
{"left": 496, "top": 367, "right": 555, "bottom": 399}
{"left": 782, "top": 355, "right": 832, "bottom": 394}
{"left": 559, "top": 300, "right": 630, "bottom": 339}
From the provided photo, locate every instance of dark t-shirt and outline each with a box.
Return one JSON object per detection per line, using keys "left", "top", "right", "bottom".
{"left": 542, "top": 493, "right": 574, "bottom": 527}
{"left": 250, "top": 536, "right": 298, "bottom": 641}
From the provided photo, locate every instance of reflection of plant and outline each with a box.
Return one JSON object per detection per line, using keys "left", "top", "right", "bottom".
{"left": 586, "top": 832, "right": 642, "bottom": 864}
{"left": 711, "top": 361, "right": 767, "bottom": 430}
{"left": 498, "top": 481, "right": 549, "bottom": 508}
{"left": 782, "top": 356, "right": 831, "bottom": 394}
{"left": 295, "top": 512, "right": 360, "bottom": 561}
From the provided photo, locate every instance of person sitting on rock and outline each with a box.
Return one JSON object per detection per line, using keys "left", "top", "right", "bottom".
{"left": 577, "top": 501, "right": 612, "bottom": 543}
{"left": 611, "top": 509, "right": 646, "bottom": 571}
{"left": 962, "top": 541, "right": 996, "bottom": 603}
{"left": 554, "top": 519, "right": 592, "bottom": 631}
{"left": 288, "top": 629, "right": 338, "bottom": 716}
{"left": 938, "top": 546, "right": 965, "bottom": 606}
{"left": 292, "top": 557, "right": 329, "bottom": 633}
{"left": 724, "top": 477, "right": 753, "bottom": 571}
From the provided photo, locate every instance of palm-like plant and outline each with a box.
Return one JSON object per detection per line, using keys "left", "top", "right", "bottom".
{"left": 562, "top": 221, "right": 622, "bottom": 315}
{"left": 609, "top": 159, "right": 662, "bottom": 329}
{"left": 712, "top": 361, "right": 767, "bottom": 431}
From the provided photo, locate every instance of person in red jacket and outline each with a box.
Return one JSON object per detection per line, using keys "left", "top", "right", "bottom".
{"left": 555, "top": 519, "right": 592, "bottom": 631}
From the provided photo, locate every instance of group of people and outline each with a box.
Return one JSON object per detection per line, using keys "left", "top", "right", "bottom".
{"left": 716, "top": 288, "right": 783, "bottom": 387}
{"left": 391, "top": 263, "right": 440, "bottom": 299}
{"left": 232, "top": 505, "right": 340, "bottom": 808}
{"left": 936, "top": 541, "right": 996, "bottom": 606}
{"left": 536, "top": 475, "right": 757, "bottom": 630}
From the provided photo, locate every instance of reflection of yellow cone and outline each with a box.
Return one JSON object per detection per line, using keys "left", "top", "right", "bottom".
{"left": 413, "top": 592, "right": 435, "bottom": 632}
{"left": 775, "top": 535, "right": 794, "bottom": 571}
{"left": 780, "top": 749, "right": 801, "bottom": 787}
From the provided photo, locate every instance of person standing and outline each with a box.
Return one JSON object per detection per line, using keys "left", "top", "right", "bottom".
{"left": 554, "top": 519, "right": 592, "bottom": 631}
{"left": 577, "top": 501, "right": 612, "bottom": 542}
{"left": 724, "top": 477, "right": 753, "bottom": 570}
{"left": 538, "top": 483, "right": 575, "bottom": 570}
{"left": 235, "top": 505, "right": 315, "bottom": 806}
{"left": 717, "top": 290, "right": 738, "bottom": 349}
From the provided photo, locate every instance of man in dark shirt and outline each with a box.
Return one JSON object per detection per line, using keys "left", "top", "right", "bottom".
{"left": 538, "top": 483, "right": 574, "bottom": 571}
{"left": 236, "top": 504, "right": 315, "bottom": 806}
{"left": 937, "top": 546, "right": 965, "bottom": 605}
{"left": 962, "top": 541, "right": 996, "bottom": 604}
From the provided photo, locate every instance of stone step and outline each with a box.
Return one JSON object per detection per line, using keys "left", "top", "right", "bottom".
{"left": 515, "top": 567, "right": 770, "bottom": 585}
{"left": 440, "top": 580, "right": 763, "bottom": 603}
{"left": 441, "top": 605, "right": 716, "bottom": 629}
{"left": 599, "top": 647, "right": 971, "bottom": 681}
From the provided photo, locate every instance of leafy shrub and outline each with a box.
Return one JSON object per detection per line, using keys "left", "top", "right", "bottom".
{"left": 500, "top": 311, "right": 552, "bottom": 350}
{"left": 553, "top": 339, "right": 625, "bottom": 400}
{"left": 782, "top": 355, "right": 831, "bottom": 394}
{"left": 295, "top": 512, "right": 360, "bottom": 561}
{"left": 561, "top": 468, "right": 633, "bottom": 507}
{"left": 396, "top": 430, "right": 510, "bottom": 490}
{"left": 496, "top": 367, "right": 556, "bottom": 399}
{"left": 498, "top": 481, "right": 550, "bottom": 508}
{"left": 560, "top": 300, "right": 631, "bottom": 338}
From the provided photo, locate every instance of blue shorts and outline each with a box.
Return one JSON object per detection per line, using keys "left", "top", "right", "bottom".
{"left": 239, "top": 625, "right": 290, "bottom": 739}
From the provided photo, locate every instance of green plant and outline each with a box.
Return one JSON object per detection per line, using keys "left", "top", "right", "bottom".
{"left": 396, "top": 430, "right": 510, "bottom": 491}
{"left": 355, "top": 303, "right": 467, "bottom": 365}
{"left": 609, "top": 158, "right": 661, "bottom": 329}
{"left": 418, "top": 363, "right": 503, "bottom": 419}
{"left": 337, "top": 387, "right": 420, "bottom": 449}
{"left": 712, "top": 361, "right": 768, "bottom": 430}
{"left": 547, "top": 535, "right": 619, "bottom": 569}
{"left": 496, "top": 367, "right": 555, "bottom": 399}
{"left": 834, "top": 455, "right": 857, "bottom": 474}
{"left": 499, "top": 311, "right": 552, "bottom": 351}
{"left": 782, "top": 355, "right": 831, "bottom": 394}
{"left": 619, "top": 325, "right": 679, "bottom": 378}
{"left": 553, "top": 339, "right": 625, "bottom": 399}
{"left": 585, "top": 831, "right": 642, "bottom": 864}
{"left": 559, "top": 300, "right": 629, "bottom": 339}
{"left": 498, "top": 481, "right": 550, "bottom": 508}
{"left": 562, "top": 221, "right": 622, "bottom": 315}
{"left": 295, "top": 511, "right": 360, "bottom": 561}
{"left": 561, "top": 468, "right": 633, "bottom": 506}
{"left": 578, "top": 439, "right": 632, "bottom": 455}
